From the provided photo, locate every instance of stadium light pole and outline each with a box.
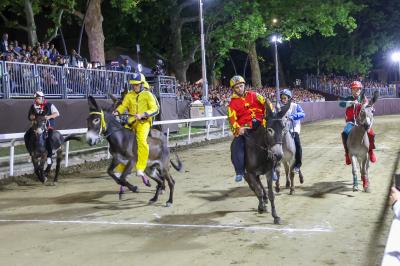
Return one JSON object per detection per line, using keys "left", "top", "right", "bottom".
{"left": 391, "top": 51, "right": 400, "bottom": 81}
{"left": 271, "top": 34, "right": 282, "bottom": 108}
{"left": 199, "top": 0, "right": 208, "bottom": 103}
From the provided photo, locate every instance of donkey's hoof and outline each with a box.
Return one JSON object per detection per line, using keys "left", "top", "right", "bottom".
{"left": 299, "top": 175, "right": 304, "bottom": 184}
{"left": 128, "top": 185, "right": 139, "bottom": 193}
{"left": 148, "top": 199, "right": 156, "bottom": 205}
{"left": 289, "top": 189, "right": 295, "bottom": 195}
{"left": 258, "top": 205, "right": 267, "bottom": 214}
{"left": 166, "top": 202, "right": 173, "bottom": 208}
{"left": 274, "top": 217, "right": 281, "bottom": 225}
{"left": 118, "top": 193, "right": 124, "bottom": 200}
{"left": 275, "top": 186, "right": 280, "bottom": 193}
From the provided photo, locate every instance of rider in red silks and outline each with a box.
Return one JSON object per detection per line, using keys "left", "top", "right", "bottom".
{"left": 339, "top": 81, "right": 376, "bottom": 165}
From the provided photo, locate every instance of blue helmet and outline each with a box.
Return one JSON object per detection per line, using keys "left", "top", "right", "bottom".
{"left": 280, "top": 89, "right": 292, "bottom": 98}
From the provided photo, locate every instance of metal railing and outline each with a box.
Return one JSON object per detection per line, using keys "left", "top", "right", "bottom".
{"left": 0, "top": 116, "right": 229, "bottom": 177}
{"left": 0, "top": 61, "right": 177, "bottom": 99}
{"left": 305, "top": 75, "right": 399, "bottom": 98}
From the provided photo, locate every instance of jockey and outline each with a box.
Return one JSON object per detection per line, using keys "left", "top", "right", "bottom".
{"left": 339, "top": 81, "right": 376, "bottom": 165}
{"left": 24, "top": 91, "right": 60, "bottom": 165}
{"left": 280, "top": 89, "right": 305, "bottom": 173}
{"left": 113, "top": 73, "right": 159, "bottom": 181}
{"left": 228, "top": 75, "right": 268, "bottom": 182}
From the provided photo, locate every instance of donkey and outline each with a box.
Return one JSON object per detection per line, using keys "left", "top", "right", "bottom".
{"left": 86, "top": 96, "right": 182, "bottom": 206}
{"left": 275, "top": 119, "right": 304, "bottom": 195}
{"left": 240, "top": 101, "right": 290, "bottom": 224}
{"left": 347, "top": 91, "right": 378, "bottom": 192}
{"left": 25, "top": 115, "right": 81, "bottom": 184}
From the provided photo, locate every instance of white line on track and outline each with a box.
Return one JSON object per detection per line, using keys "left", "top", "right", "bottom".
{"left": 0, "top": 219, "right": 332, "bottom": 233}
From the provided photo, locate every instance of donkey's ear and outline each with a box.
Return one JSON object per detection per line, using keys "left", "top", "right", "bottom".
{"left": 277, "top": 99, "right": 291, "bottom": 118}
{"left": 369, "top": 91, "right": 379, "bottom": 106}
{"left": 88, "top": 96, "right": 99, "bottom": 111}
{"left": 360, "top": 90, "right": 366, "bottom": 102}
{"left": 108, "top": 93, "right": 118, "bottom": 104}
{"left": 265, "top": 99, "right": 275, "bottom": 118}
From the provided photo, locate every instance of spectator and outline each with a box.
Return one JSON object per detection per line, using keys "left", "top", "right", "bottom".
{"left": 119, "top": 59, "right": 132, "bottom": 72}
{"left": 68, "top": 49, "right": 82, "bottom": 67}
{"left": 390, "top": 186, "right": 400, "bottom": 219}
{"left": 0, "top": 33, "right": 8, "bottom": 54}
{"left": 14, "top": 40, "right": 22, "bottom": 53}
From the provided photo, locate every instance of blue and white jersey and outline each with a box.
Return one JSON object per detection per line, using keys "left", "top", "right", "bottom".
{"left": 286, "top": 102, "right": 305, "bottom": 133}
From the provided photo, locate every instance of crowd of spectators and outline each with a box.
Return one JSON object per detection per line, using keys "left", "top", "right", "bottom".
{"left": 317, "top": 74, "right": 388, "bottom": 90}
{"left": 176, "top": 82, "right": 325, "bottom": 107}
{"left": 0, "top": 32, "right": 91, "bottom": 68}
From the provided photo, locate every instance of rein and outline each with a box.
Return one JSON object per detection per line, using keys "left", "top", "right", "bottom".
{"left": 89, "top": 110, "right": 123, "bottom": 138}
{"left": 89, "top": 111, "right": 107, "bottom": 135}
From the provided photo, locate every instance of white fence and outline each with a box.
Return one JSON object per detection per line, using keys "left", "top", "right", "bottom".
{"left": 0, "top": 116, "right": 228, "bottom": 176}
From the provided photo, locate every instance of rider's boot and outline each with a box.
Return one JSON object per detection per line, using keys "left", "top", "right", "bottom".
{"left": 137, "top": 170, "right": 151, "bottom": 187}
{"left": 341, "top": 132, "right": 351, "bottom": 165}
{"left": 368, "top": 129, "right": 377, "bottom": 163}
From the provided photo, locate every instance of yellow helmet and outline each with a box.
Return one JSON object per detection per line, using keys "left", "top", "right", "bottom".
{"left": 129, "top": 73, "right": 146, "bottom": 85}
{"left": 230, "top": 75, "right": 245, "bottom": 88}
{"left": 143, "top": 81, "right": 150, "bottom": 90}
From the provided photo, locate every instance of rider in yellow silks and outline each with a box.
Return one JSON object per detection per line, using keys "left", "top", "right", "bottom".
{"left": 113, "top": 73, "right": 159, "bottom": 183}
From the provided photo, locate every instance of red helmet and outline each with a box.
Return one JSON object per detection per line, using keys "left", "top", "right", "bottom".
{"left": 350, "top": 81, "right": 362, "bottom": 90}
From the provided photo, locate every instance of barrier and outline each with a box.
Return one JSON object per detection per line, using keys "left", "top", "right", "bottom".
{"left": 0, "top": 61, "right": 176, "bottom": 99}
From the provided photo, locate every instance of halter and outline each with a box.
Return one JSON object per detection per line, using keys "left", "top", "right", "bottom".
{"left": 89, "top": 111, "right": 107, "bottom": 136}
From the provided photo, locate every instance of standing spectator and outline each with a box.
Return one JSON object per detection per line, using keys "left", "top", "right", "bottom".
{"left": 0, "top": 33, "right": 8, "bottom": 54}
{"left": 14, "top": 40, "right": 22, "bottom": 53}
{"left": 119, "top": 59, "right": 132, "bottom": 72}
{"left": 68, "top": 49, "right": 82, "bottom": 67}
{"left": 49, "top": 48, "right": 59, "bottom": 62}
{"left": 26, "top": 45, "right": 33, "bottom": 57}
{"left": 8, "top": 43, "right": 20, "bottom": 58}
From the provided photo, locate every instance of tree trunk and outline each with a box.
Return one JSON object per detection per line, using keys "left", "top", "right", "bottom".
{"left": 169, "top": 15, "right": 188, "bottom": 82}
{"left": 248, "top": 42, "right": 262, "bottom": 88}
{"left": 24, "top": 0, "right": 38, "bottom": 45}
{"left": 84, "top": 0, "right": 105, "bottom": 64}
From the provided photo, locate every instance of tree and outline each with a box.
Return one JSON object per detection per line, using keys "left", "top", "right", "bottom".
{"left": 0, "top": 0, "right": 71, "bottom": 45}
{"left": 290, "top": 0, "right": 400, "bottom": 76}
{"left": 203, "top": 0, "right": 359, "bottom": 87}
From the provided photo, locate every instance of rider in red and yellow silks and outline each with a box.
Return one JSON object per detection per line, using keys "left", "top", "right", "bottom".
{"left": 227, "top": 75, "right": 272, "bottom": 182}
{"left": 339, "top": 81, "right": 376, "bottom": 165}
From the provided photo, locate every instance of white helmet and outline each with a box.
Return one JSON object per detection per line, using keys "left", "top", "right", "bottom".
{"left": 34, "top": 91, "right": 44, "bottom": 98}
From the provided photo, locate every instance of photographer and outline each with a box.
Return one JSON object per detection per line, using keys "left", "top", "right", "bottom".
{"left": 153, "top": 59, "right": 165, "bottom": 76}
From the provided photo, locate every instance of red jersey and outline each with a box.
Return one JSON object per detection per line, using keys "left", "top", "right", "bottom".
{"left": 228, "top": 90, "right": 266, "bottom": 136}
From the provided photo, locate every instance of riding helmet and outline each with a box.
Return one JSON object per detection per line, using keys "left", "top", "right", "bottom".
{"left": 230, "top": 75, "right": 245, "bottom": 88}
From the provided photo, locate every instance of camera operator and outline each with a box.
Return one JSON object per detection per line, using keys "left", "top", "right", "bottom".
{"left": 153, "top": 59, "right": 165, "bottom": 76}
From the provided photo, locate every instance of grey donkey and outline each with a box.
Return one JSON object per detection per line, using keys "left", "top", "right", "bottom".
{"left": 347, "top": 91, "right": 378, "bottom": 192}
{"left": 275, "top": 119, "right": 304, "bottom": 195}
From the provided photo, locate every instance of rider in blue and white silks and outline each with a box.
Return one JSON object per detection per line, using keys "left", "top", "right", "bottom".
{"left": 280, "top": 89, "right": 306, "bottom": 173}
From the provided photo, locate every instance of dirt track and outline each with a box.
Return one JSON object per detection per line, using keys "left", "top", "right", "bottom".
{"left": 0, "top": 115, "right": 399, "bottom": 266}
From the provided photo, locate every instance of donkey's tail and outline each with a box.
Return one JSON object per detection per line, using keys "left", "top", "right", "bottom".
{"left": 64, "top": 134, "right": 82, "bottom": 142}
{"left": 170, "top": 153, "right": 183, "bottom": 172}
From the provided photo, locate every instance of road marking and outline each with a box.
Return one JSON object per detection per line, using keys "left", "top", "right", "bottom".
{"left": 0, "top": 219, "right": 332, "bottom": 233}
